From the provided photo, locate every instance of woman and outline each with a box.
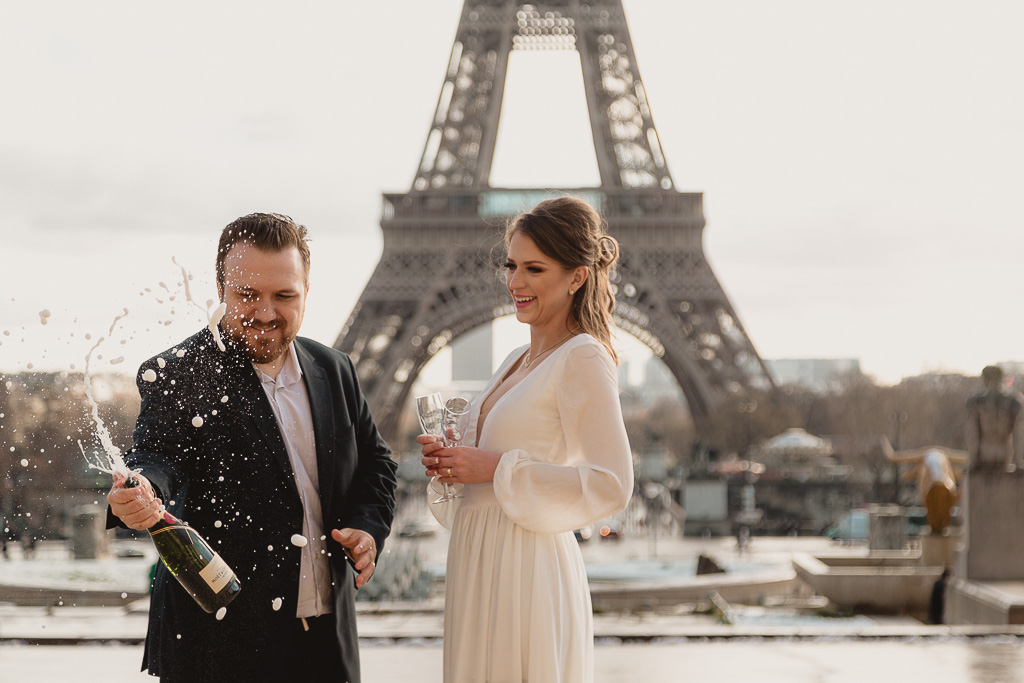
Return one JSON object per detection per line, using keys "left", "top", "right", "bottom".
{"left": 419, "top": 196, "right": 634, "bottom": 682}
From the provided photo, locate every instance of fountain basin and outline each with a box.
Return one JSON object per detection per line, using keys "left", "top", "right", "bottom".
{"left": 793, "top": 551, "right": 943, "bottom": 614}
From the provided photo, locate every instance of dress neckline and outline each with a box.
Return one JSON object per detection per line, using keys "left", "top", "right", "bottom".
{"left": 474, "top": 335, "right": 591, "bottom": 446}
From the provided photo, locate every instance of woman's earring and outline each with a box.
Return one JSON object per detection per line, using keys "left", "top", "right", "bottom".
{"left": 569, "top": 288, "right": 575, "bottom": 295}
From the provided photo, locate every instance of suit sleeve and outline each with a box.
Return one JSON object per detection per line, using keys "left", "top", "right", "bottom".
{"left": 106, "top": 357, "right": 191, "bottom": 529}
{"left": 336, "top": 354, "right": 398, "bottom": 553}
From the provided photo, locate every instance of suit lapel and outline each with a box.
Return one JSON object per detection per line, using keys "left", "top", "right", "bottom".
{"left": 225, "top": 347, "right": 301, "bottom": 498}
{"left": 296, "top": 342, "right": 337, "bottom": 514}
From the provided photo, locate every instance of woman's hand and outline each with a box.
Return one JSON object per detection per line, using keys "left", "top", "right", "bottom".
{"left": 418, "top": 434, "right": 502, "bottom": 485}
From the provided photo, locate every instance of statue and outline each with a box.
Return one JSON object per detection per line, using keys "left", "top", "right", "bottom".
{"left": 886, "top": 446, "right": 967, "bottom": 534}
{"left": 965, "top": 365, "right": 1023, "bottom": 471}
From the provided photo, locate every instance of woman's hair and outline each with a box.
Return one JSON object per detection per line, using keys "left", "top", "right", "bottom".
{"left": 505, "top": 196, "right": 620, "bottom": 363}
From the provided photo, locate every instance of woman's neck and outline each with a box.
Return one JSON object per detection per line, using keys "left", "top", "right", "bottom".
{"left": 524, "top": 320, "right": 579, "bottom": 368}
{"left": 530, "top": 319, "right": 579, "bottom": 350}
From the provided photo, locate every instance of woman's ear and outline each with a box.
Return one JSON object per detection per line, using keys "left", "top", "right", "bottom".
{"left": 571, "top": 266, "right": 589, "bottom": 293}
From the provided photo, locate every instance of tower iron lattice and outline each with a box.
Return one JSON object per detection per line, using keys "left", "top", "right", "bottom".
{"left": 334, "top": 0, "right": 774, "bottom": 439}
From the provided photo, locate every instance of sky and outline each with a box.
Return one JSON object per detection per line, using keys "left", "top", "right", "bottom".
{"left": 1, "top": 1, "right": 1022, "bottom": 387}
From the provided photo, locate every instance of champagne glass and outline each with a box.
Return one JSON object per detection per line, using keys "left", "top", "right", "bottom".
{"left": 443, "top": 397, "right": 472, "bottom": 448}
{"left": 415, "top": 393, "right": 445, "bottom": 439}
{"left": 431, "top": 397, "right": 471, "bottom": 503}
{"left": 415, "top": 394, "right": 463, "bottom": 504}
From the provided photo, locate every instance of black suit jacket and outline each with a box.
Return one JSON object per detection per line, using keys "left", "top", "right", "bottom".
{"left": 109, "top": 328, "right": 397, "bottom": 682}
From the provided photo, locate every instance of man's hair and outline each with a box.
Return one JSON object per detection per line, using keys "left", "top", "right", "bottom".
{"left": 982, "top": 365, "right": 1005, "bottom": 383}
{"left": 216, "top": 213, "right": 311, "bottom": 291}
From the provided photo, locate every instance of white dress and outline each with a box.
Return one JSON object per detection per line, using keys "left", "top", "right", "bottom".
{"left": 430, "top": 334, "right": 634, "bottom": 683}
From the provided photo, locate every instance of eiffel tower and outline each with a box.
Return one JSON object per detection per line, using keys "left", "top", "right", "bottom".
{"left": 334, "top": 0, "right": 774, "bottom": 439}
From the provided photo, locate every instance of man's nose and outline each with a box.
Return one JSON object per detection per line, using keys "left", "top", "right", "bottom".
{"left": 252, "top": 298, "right": 277, "bottom": 322}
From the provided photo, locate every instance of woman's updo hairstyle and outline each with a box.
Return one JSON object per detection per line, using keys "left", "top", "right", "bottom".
{"left": 505, "top": 196, "right": 620, "bottom": 363}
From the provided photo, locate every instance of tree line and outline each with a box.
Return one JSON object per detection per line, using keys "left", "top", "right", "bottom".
{"left": 0, "top": 367, "right": 994, "bottom": 538}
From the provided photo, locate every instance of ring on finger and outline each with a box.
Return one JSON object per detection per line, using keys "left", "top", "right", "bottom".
{"left": 447, "top": 467, "right": 453, "bottom": 477}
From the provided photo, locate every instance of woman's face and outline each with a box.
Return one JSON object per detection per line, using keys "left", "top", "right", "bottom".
{"left": 504, "top": 231, "right": 584, "bottom": 331}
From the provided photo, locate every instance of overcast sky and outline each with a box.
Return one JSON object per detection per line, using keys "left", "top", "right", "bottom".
{"left": 2, "top": 1, "right": 1022, "bottom": 386}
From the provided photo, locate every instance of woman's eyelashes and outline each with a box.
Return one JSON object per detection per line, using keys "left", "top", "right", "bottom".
{"left": 504, "top": 262, "right": 543, "bottom": 273}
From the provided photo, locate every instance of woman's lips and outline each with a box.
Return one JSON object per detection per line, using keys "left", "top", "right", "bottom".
{"left": 513, "top": 296, "right": 535, "bottom": 309}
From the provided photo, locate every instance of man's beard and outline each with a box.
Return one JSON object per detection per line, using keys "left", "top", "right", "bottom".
{"left": 223, "top": 319, "right": 296, "bottom": 365}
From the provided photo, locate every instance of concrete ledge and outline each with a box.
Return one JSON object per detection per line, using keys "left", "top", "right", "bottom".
{"left": 0, "top": 584, "right": 148, "bottom": 608}
{"left": 589, "top": 570, "right": 800, "bottom": 612}
{"left": 793, "top": 553, "right": 943, "bottom": 613}
{"left": 6, "top": 603, "right": 1024, "bottom": 644}
{"left": 947, "top": 579, "right": 1024, "bottom": 625}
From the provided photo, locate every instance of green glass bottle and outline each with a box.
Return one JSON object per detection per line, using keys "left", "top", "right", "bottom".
{"left": 126, "top": 477, "right": 241, "bottom": 613}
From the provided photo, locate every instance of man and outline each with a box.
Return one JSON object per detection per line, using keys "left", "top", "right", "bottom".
{"left": 108, "top": 213, "right": 398, "bottom": 682}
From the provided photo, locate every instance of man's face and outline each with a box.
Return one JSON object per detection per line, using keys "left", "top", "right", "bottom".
{"left": 218, "top": 242, "right": 307, "bottom": 366}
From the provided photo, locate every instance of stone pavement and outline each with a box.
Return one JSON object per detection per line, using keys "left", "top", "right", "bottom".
{"left": 4, "top": 639, "right": 1024, "bottom": 682}
{"left": 9, "top": 599, "right": 1024, "bottom": 644}
{"left": 5, "top": 535, "right": 1024, "bottom": 680}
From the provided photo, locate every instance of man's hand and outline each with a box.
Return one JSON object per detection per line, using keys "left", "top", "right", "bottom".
{"left": 107, "top": 472, "right": 163, "bottom": 530}
{"left": 331, "top": 528, "right": 377, "bottom": 589}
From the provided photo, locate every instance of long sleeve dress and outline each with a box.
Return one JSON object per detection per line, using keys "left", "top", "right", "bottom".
{"left": 430, "top": 333, "right": 634, "bottom": 683}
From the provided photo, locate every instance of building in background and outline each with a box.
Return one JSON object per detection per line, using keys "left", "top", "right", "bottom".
{"left": 637, "top": 357, "right": 685, "bottom": 404}
{"left": 451, "top": 322, "right": 493, "bottom": 388}
{"left": 764, "top": 358, "right": 861, "bottom": 391}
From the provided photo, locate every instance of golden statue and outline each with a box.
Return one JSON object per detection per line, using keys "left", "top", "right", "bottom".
{"left": 885, "top": 446, "right": 967, "bottom": 534}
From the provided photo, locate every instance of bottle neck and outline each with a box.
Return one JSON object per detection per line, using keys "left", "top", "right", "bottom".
{"left": 150, "top": 510, "right": 179, "bottom": 530}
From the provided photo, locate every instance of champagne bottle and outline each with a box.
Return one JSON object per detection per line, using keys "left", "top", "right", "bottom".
{"left": 125, "top": 477, "right": 241, "bottom": 613}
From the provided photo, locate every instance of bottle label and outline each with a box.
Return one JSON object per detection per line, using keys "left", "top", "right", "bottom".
{"left": 199, "top": 553, "right": 233, "bottom": 593}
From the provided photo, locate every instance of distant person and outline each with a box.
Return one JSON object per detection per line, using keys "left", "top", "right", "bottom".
{"left": 736, "top": 525, "right": 750, "bottom": 553}
{"left": 965, "top": 365, "right": 1023, "bottom": 471}
{"left": 418, "top": 197, "right": 634, "bottom": 682}
{"left": 107, "top": 213, "right": 398, "bottom": 682}
{"left": 929, "top": 568, "right": 951, "bottom": 624}
{"left": 22, "top": 528, "right": 35, "bottom": 559}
